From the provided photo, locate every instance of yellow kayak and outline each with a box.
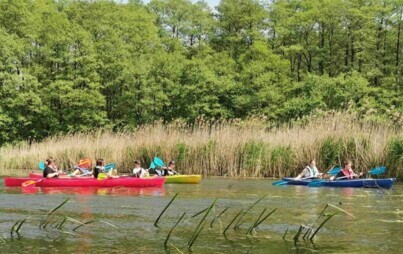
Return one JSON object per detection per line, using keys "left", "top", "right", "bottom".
{"left": 164, "top": 175, "right": 202, "bottom": 184}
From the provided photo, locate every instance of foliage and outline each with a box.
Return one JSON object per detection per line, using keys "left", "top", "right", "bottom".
{"left": 385, "top": 138, "right": 403, "bottom": 180}
{"left": 0, "top": 0, "right": 401, "bottom": 146}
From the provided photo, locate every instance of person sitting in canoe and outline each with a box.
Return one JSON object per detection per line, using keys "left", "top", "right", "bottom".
{"left": 132, "top": 160, "right": 149, "bottom": 178}
{"left": 295, "top": 159, "right": 323, "bottom": 180}
{"left": 71, "top": 158, "right": 93, "bottom": 176}
{"left": 331, "top": 160, "right": 363, "bottom": 180}
{"left": 43, "top": 158, "right": 63, "bottom": 178}
{"left": 93, "top": 158, "right": 106, "bottom": 179}
{"left": 155, "top": 160, "right": 178, "bottom": 176}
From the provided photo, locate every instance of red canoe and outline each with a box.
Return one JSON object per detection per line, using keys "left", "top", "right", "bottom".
{"left": 4, "top": 176, "right": 165, "bottom": 188}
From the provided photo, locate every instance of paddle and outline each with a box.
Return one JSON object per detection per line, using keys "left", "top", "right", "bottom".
{"left": 272, "top": 179, "right": 289, "bottom": 186}
{"left": 105, "top": 163, "right": 116, "bottom": 172}
{"left": 308, "top": 166, "right": 387, "bottom": 187}
{"left": 22, "top": 179, "right": 43, "bottom": 188}
{"left": 272, "top": 176, "right": 316, "bottom": 186}
{"left": 368, "top": 166, "right": 386, "bottom": 175}
{"left": 153, "top": 157, "right": 165, "bottom": 167}
{"left": 38, "top": 161, "right": 45, "bottom": 170}
{"left": 149, "top": 157, "right": 165, "bottom": 176}
{"left": 152, "top": 157, "right": 179, "bottom": 175}
{"left": 327, "top": 166, "right": 342, "bottom": 176}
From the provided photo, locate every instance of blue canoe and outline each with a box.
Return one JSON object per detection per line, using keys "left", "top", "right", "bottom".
{"left": 282, "top": 177, "right": 396, "bottom": 189}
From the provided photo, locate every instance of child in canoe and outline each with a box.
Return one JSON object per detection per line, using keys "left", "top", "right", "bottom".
{"left": 155, "top": 160, "right": 178, "bottom": 176}
{"left": 71, "top": 158, "right": 93, "bottom": 176}
{"left": 331, "top": 160, "right": 363, "bottom": 180}
{"left": 132, "top": 160, "right": 149, "bottom": 178}
{"left": 295, "top": 159, "right": 323, "bottom": 179}
{"left": 43, "top": 158, "right": 64, "bottom": 178}
{"left": 93, "top": 158, "right": 107, "bottom": 179}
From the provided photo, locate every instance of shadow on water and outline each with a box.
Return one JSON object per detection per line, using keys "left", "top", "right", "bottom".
{"left": 0, "top": 178, "right": 402, "bottom": 253}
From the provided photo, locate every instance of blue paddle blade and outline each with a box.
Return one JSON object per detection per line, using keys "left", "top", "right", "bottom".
{"left": 369, "top": 166, "right": 386, "bottom": 175}
{"left": 327, "top": 166, "right": 342, "bottom": 175}
{"left": 308, "top": 179, "right": 325, "bottom": 187}
{"left": 150, "top": 162, "right": 156, "bottom": 169}
{"left": 38, "top": 161, "right": 45, "bottom": 170}
{"left": 272, "top": 180, "right": 288, "bottom": 186}
{"left": 105, "top": 163, "right": 115, "bottom": 172}
{"left": 153, "top": 157, "right": 165, "bottom": 167}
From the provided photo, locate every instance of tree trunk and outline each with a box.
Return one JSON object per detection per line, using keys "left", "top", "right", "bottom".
{"left": 397, "top": 12, "right": 402, "bottom": 91}
{"left": 328, "top": 27, "right": 334, "bottom": 76}
{"left": 319, "top": 23, "right": 325, "bottom": 75}
{"left": 396, "top": 13, "right": 401, "bottom": 68}
{"left": 297, "top": 53, "right": 301, "bottom": 82}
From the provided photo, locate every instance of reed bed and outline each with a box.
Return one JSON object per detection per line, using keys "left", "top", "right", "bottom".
{"left": 0, "top": 112, "right": 402, "bottom": 179}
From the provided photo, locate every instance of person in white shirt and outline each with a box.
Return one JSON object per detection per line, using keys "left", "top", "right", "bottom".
{"left": 295, "top": 159, "right": 323, "bottom": 179}
{"left": 132, "top": 160, "right": 149, "bottom": 178}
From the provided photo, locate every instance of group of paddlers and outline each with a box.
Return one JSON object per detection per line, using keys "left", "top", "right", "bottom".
{"left": 42, "top": 158, "right": 178, "bottom": 179}
{"left": 295, "top": 159, "right": 363, "bottom": 180}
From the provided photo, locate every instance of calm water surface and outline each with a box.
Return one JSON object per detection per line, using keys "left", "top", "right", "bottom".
{"left": 0, "top": 178, "right": 402, "bottom": 253}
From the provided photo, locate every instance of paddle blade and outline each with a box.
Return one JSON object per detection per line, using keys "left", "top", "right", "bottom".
{"left": 308, "top": 179, "right": 325, "bottom": 187}
{"left": 150, "top": 162, "right": 156, "bottom": 169}
{"left": 22, "top": 179, "right": 40, "bottom": 188}
{"left": 369, "top": 166, "right": 386, "bottom": 175}
{"left": 38, "top": 161, "right": 45, "bottom": 170}
{"left": 153, "top": 157, "right": 165, "bottom": 167}
{"left": 105, "top": 163, "right": 115, "bottom": 172}
{"left": 272, "top": 180, "right": 288, "bottom": 186}
{"left": 327, "top": 166, "right": 341, "bottom": 176}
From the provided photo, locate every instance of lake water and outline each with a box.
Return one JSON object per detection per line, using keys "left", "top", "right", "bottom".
{"left": 0, "top": 178, "right": 402, "bottom": 253}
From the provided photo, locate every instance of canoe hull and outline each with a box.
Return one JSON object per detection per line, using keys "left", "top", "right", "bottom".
{"left": 282, "top": 177, "right": 396, "bottom": 189}
{"left": 164, "top": 175, "right": 202, "bottom": 184}
{"left": 4, "top": 176, "right": 165, "bottom": 188}
{"left": 30, "top": 173, "right": 202, "bottom": 184}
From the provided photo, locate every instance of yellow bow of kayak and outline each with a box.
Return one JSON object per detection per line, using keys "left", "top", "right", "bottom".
{"left": 164, "top": 175, "right": 202, "bottom": 184}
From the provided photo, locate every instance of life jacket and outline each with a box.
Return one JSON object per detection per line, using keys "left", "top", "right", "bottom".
{"left": 340, "top": 169, "right": 354, "bottom": 179}
{"left": 306, "top": 166, "right": 318, "bottom": 177}
{"left": 133, "top": 167, "right": 146, "bottom": 178}
{"left": 93, "top": 166, "right": 105, "bottom": 179}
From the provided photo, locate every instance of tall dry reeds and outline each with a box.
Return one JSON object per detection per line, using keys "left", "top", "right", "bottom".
{"left": 0, "top": 113, "right": 401, "bottom": 179}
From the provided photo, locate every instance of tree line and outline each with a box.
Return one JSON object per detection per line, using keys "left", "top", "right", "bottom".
{"left": 0, "top": 0, "right": 401, "bottom": 145}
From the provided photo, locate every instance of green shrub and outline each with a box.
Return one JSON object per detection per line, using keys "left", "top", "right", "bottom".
{"left": 385, "top": 137, "right": 403, "bottom": 180}
{"left": 270, "top": 146, "right": 295, "bottom": 177}
{"left": 319, "top": 137, "right": 342, "bottom": 169}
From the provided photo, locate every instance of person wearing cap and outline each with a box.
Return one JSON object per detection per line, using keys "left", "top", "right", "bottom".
{"left": 132, "top": 160, "right": 149, "bottom": 178}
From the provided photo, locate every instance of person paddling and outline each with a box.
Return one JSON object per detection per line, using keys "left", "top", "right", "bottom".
{"left": 331, "top": 160, "right": 362, "bottom": 180}
{"left": 295, "top": 159, "right": 322, "bottom": 180}
{"left": 132, "top": 160, "right": 149, "bottom": 178}
{"left": 155, "top": 160, "right": 178, "bottom": 176}
{"left": 43, "top": 158, "right": 63, "bottom": 178}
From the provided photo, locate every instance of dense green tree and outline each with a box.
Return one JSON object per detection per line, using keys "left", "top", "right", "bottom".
{"left": 0, "top": 0, "right": 401, "bottom": 145}
{"left": 214, "top": 0, "right": 267, "bottom": 58}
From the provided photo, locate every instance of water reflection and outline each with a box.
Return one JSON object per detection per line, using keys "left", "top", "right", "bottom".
{"left": 0, "top": 179, "right": 401, "bottom": 253}
{"left": 4, "top": 186, "right": 166, "bottom": 197}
